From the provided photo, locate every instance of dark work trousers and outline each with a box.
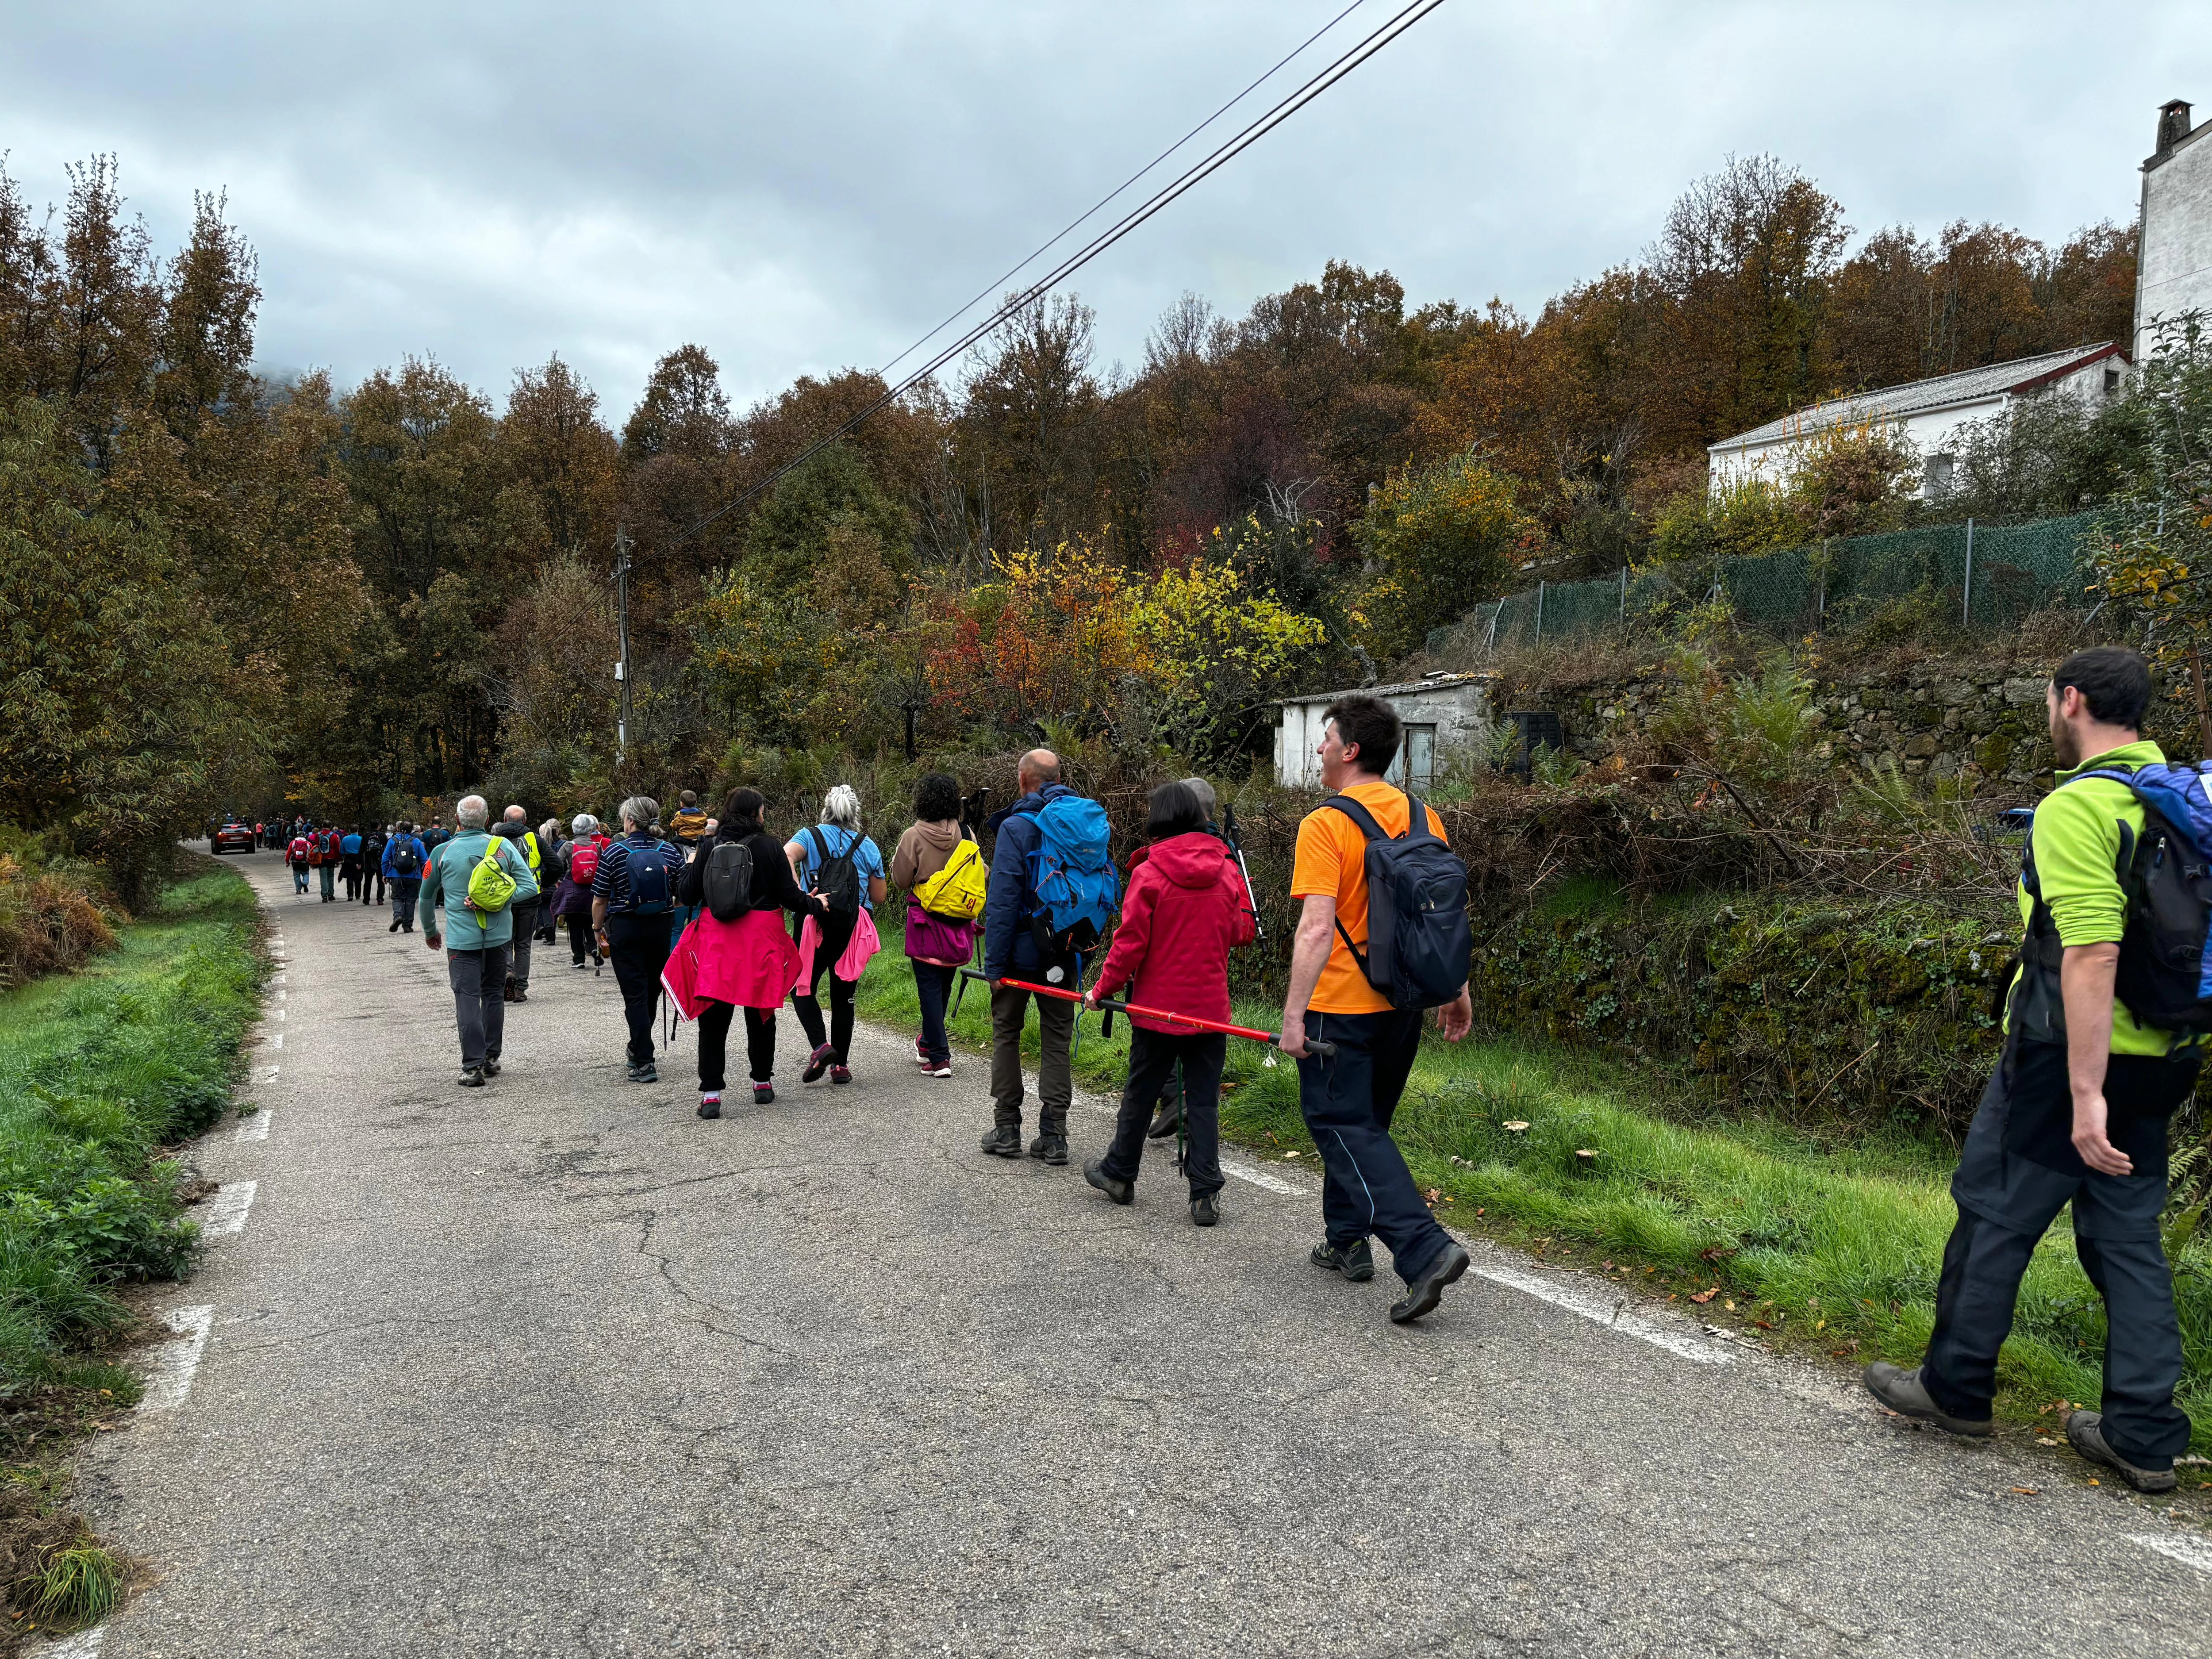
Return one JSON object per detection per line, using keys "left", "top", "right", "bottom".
{"left": 911, "top": 960, "right": 956, "bottom": 1065}
{"left": 507, "top": 901, "right": 537, "bottom": 992}
{"left": 1298, "top": 1007, "right": 1450, "bottom": 1286}
{"left": 696, "top": 1000, "right": 776, "bottom": 1092}
{"left": 1922, "top": 1038, "right": 2199, "bottom": 1466}
{"left": 339, "top": 857, "right": 360, "bottom": 900}
{"left": 793, "top": 910, "right": 859, "bottom": 1063}
{"left": 445, "top": 944, "right": 509, "bottom": 1072}
{"left": 566, "top": 912, "right": 595, "bottom": 964}
{"left": 1101, "top": 1028, "right": 1225, "bottom": 1198}
{"left": 363, "top": 866, "right": 384, "bottom": 906}
{"left": 606, "top": 911, "right": 673, "bottom": 1063}
{"left": 389, "top": 878, "right": 420, "bottom": 931}
{"left": 991, "top": 982, "right": 1073, "bottom": 1132}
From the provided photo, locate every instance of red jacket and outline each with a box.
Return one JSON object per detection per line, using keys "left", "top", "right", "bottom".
{"left": 1092, "top": 832, "right": 1254, "bottom": 1034}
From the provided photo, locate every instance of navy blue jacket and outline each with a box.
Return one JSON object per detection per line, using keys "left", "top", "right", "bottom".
{"left": 983, "top": 782, "right": 1079, "bottom": 980}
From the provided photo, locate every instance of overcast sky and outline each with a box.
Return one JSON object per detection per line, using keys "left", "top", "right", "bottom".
{"left": 3, "top": 2, "right": 2206, "bottom": 420}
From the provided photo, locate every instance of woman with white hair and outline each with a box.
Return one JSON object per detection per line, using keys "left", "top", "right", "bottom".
{"left": 533, "top": 818, "right": 564, "bottom": 944}
{"left": 783, "top": 783, "right": 889, "bottom": 1085}
{"left": 549, "top": 812, "right": 607, "bottom": 969}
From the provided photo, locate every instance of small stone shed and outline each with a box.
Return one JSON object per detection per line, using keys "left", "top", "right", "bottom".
{"left": 1273, "top": 672, "right": 1494, "bottom": 790}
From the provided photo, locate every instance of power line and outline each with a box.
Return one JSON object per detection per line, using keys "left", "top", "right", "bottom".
{"left": 669, "top": 0, "right": 1445, "bottom": 550}
{"left": 876, "top": 0, "right": 1370, "bottom": 382}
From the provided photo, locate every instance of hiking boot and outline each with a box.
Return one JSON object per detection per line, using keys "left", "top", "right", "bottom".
{"left": 753, "top": 1082, "right": 775, "bottom": 1106}
{"left": 1312, "top": 1238, "right": 1375, "bottom": 1283}
{"left": 1390, "top": 1240, "right": 1471, "bottom": 1325}
{"left": 1084, "top": 1159, "right": 1134, "bottom": 1205}
{"left": 481, "top": 1059, "right": 501, "bottom": 1078}
{"left": 571, "top": 957, "right": 588, "bottom": 969}
{"left": 924, "top": 1063, "right": 952, "bottom": 1079}
{"left": 1190, "top": 1191, "right": 1219, "bottom": 1227}
{"left": 698, "top": 1093, "right": 722, "bottom": 1120}
{"left": 830, "top": 1065, "right": 851, "bottom": 1085}
{"left": 458, "top": 1067, "right": 486, "bottom": 1088}
{"left": 631, "top": 1061, "right": 658, "bottom": 1084}
{"left": 980, "top": 1123, "right": 1024, "bottom": 1158}
{"left": 1861, "top": 1363, "right": 1994, "bottom": 1436}
{"left": 388, "top": 920, "right": 400, "bottom": 933}
{"left": 2066, "top": 1410, "right": 2177, "bottom": 1491}
{"left": 1029, "top": 1131, "right": 1069, "bottom": 1166}
{"left": 510, "top": 987, "right": 527, "bottom": 1004}
{"left": 503, "top": 978, "right": 518, "bottom": 1002}
{"left": 802, "top": 1042, "right": 836, "bottom": 1083}
{"left": 1147, "top": 1102, "right": 1181, "bottom": 1139}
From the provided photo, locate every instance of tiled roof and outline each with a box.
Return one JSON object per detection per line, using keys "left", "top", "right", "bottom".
{"left": 1277, "top": 672, "right": 1491, "bottom": 705}
{"left": 1708, "top": 343, "right": 2120, "bottom": 451}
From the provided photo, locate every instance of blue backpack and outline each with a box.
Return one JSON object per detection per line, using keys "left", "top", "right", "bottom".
{"left": 2058, "top": 763, "right": 2212, "bottom": 1032}
{"left": 625, "top": 839, "right": 683, "bottom": 918}
{"left": 1023, "top": 795, "right": 1120, "bottom": 960}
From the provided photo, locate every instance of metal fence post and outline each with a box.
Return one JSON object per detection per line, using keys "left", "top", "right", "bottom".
{"left": 1962, "top": 517, "right": 1974, "bottom": 629}
{"left": 1534, "top": 580, "right": 1546, "bottom": 646}
{"left": 1483, "top": 602, "right": 1500, "bottom": 655}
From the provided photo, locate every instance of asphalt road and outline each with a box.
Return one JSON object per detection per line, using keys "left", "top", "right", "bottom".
{"left": 68, "top": 848, "right": 2212, "bottom": 1656}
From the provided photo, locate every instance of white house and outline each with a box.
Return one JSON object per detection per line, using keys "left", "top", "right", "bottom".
{"left": 1274, "top": 673, "right": 1492, "bottom": 790}
{"left": 2138, "top": 97, "right": 2212, "bottom": 359}
{"left": 1705, "top": 342, "right": 2128, "bottom": 500}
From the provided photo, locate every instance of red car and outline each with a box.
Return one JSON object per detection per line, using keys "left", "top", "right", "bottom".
{"left": 211, "top": 821, "right": 257, "bottom": 855}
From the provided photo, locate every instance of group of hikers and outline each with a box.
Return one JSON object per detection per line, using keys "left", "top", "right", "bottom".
{"left": 241, "top": 646, "right": 2212, "bottom": 1456}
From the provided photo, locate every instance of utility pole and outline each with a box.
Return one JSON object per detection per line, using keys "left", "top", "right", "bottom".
{"left": 614, "top": 523, "right": 632, "bottom": 772}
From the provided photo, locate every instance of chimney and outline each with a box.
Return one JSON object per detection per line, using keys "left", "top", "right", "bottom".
{"left": 2158, "top": 99, "right": 2193, "bottom": 157}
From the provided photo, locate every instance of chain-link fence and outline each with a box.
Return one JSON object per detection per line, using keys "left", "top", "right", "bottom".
{"left": 1433, "top": 511, "right": 2106, "bottom": 656}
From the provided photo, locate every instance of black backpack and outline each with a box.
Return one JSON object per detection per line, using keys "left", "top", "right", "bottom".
{"left": 1322, "top": 793, "right": 1473, "bottom": 1011}
{"left": 391, "top": 840, "right": 421, "bottom": 877}
{"left": 701, "top": 837, "right": 757, "bottom": 924}
{"left": 626, "top": 840, "right": 680, "bottom": 916}
{"left": 807, "top": 826, "right": 862, "bottom": 922}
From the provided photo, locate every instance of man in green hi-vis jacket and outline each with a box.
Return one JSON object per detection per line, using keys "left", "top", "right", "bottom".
{"left": 1867, "top": 646, "right": 2201, "bottom": 1492}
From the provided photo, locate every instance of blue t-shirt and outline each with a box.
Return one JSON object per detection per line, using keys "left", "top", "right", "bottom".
{"left": 341, "top": 833, "right": 362, "bottom": 856}
{"left": 793, "top": 823, "right": 884, "bottom": 911}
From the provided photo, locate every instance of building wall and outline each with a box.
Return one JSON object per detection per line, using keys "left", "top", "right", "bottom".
{"left": 2139, "top": 124, "right": 2212, "bottom": 358}
{"left": 1275, "top": 683, "right": 1493, "bottom": 787}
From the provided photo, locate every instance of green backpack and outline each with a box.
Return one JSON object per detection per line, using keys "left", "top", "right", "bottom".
{"left": 465, "top": 836, "right": 517, "bottom": 914}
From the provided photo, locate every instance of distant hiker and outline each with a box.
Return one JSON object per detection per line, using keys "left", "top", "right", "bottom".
{"left": 287, "top": 828, "right": 312, "bottom": 894}
{"left": 1083, "top": 780, "right": 1255, "bottom": 1226}
{"left": 669, "top": 788, "right": 828, "bottom": 1116}
{"left": 535, "top": 819, "right": 564, "bottom": 943}
{"left": 418, "top": 795, "right": 539, "bottom": 1087}
{"left": 1133, "top": 776, "right": 1224, "bottom": 1143}
{"left": 421, "top": 818, "right": 451, "bottom": 853}
{"left": 312, "top": 825, "right": 341, "bottom": 902}
{"left": 339, "top": 826, "right": 364, "bottom": 901}
{"left": 550, "top": 814, "right": 604, "bottom": 968}
{"left": 591, "top": 796, "right": 687, "bottom": 1083}
{"left": 1279, "top": 693, "right": 1474, "bottom": 1325}
{"left": 890, "top": 772, "right": 984, "bottom": 1079}
{"left": 383, "top": 821, "right": 427, "bottom": 933}
{"left": 669, "top": 790, "right": 710, "bottom": 848}
{"left": 361, "top": 824, "right": 388, "bottom": 907}
{"left": 494, "top": 805, "right": 543, "bottom": 1003}
{"left": 783, "top": 785, "right": 888, "bottom": 1087}
{"left": 979, "top": 749, "right": 1118, "bottom": 1165}
{"left": 1867, "top": 648, "right": 2204, "bottom": 1491}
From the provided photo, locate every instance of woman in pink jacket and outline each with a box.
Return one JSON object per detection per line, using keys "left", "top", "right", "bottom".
{"left": 671, "top": 790, "right": 827, "bottom": 1117}
{"left": 1081, "top": 781, "right": 1255, "bottom": 1226}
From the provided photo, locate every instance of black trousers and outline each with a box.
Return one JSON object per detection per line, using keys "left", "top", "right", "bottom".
{"left": 565, "top": 912, "right": 594, "bottom": 964}
{"left": 697, "top": 1000, "right": 779, "bottom": 1090}
{"left": 1922, "top": 1038, "right": 2198, "bottom": 1465}
{"left": 606, "top": 912, "right": 673, "bottom": 1062}
{"left": 793, "top": 910, "right": 858, "bottom": 1063}
{"left": 362, "top": 866, "right": 384, "bottom": 905}
{"left": 1101, "top": 1028, "right": 1224, "bottom": 1197}
{"left": 912, "top": 960, "right": 956, "bottom": 1065}
{"left": 1297, "top": 1007, "right": 1449, "bottom": 1286}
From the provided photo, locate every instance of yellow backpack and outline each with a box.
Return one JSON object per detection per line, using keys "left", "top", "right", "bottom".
{"left": 465, "top": 836, "right": 518, "bottom": 914}
{"left": 913, "top": 837, "right": 986, "bottom": 922}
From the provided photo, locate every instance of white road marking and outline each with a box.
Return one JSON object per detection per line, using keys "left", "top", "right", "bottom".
{"left": 261, "top": 1065, "right": 280, "bottom": 1082}
{"left": 273, "top": 1008, "right": 286, "bottom": 1021}
{"left": 272, "top": 973, "right": 288, "bottom": 985}
{"left": 276, "top": 988, "right": 287, "bottom": 1001}
{"left": 203, "top": 1181, "right": 257, "bottom": 1237}
{"left": 1225, "top": 1161, "right": 1306, "bottom": 1196}
{"left": 142, "top": 1305, "right": 215, "bottom": 1410}
{"left": 2133, "top": 1533, "right": 2212, "bottom": 1575}
{"left": 263, "top": 1033, "right": 283, "bottom": 1050}
{"left": 1468, "top": 1256, "right": 1738, "bottom": 1366}
{"left": 45, "top": 1630, "right": 104, "bottom": 1657}
{"left": 235, "top": 1111, "right": 272, "bottom": 1143}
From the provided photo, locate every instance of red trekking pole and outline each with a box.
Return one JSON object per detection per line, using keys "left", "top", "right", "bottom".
{"left": 959, "top": 970, "right": 1334, "bottom": 1058}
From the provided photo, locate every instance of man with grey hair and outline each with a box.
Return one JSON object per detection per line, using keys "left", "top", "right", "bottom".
{"left": 419, "top": 792, "right": 539, "bottom": 1087}
{"left": 591, "top": 795, "right": 686, "bottom": 1083}
{"left": 492, "top": 804, "right": 544, "bottom": 1002}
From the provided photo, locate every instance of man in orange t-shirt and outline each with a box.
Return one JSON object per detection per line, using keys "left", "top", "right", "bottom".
{"left": 1279, "top": 693, "right": 1473, "bottom": 1324}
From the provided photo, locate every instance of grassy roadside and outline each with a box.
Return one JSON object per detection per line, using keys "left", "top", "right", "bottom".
{"left": 853, "top": 951, "right": 2212, "bottom": 1467}
{"left": 0, "top": 857, "right": 262, "bottom": 1640}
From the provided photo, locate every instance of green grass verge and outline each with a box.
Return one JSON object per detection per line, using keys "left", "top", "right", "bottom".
{"left": 0, "top": 864, "right": 261, "bottom": 1393}
{"left": 854, "top": 950, "right": 2212, "bottom": 1452}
